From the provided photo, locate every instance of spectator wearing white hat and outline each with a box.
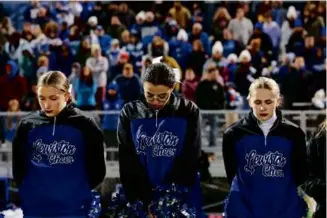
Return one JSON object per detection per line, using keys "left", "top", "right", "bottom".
{"left": 226, "top": 53, "right": 238, "bottom": 83}
{"left": 203, "top": 41, "right": 228, "bottom": 81}
{"left": 280, "top": 6, "right": 301, "bottom": 56}
{"left": 130, "top": 10, "right": 146, "bottom": 35}
{"left": 235, "top": 49, "right": 256, "bottom": 109}
{"left": 168, "top": 29, "right": 192, "bottom": 71}
{"left": 88, "top": 16, "right": 98, "bottom": 28}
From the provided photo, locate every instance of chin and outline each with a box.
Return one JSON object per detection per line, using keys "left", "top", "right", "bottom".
{"left": 45, "top": 111, "right": 58, "bottom": 117}
{"left": 259, "top": 115, "right": 272, "bottom": 121}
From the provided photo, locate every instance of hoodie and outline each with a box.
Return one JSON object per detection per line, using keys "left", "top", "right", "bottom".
{"left": 223, "top": 110, "right": 307, "bottom": 218}
{"left": 102, "top": 82, "right": 124, "bottom": 131}
{"left": 12, "top": 104, "right": 106, "bottom": 217}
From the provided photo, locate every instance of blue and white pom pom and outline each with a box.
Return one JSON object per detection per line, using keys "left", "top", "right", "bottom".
{"left": 107, "top": 187, "right": 147, "bottom": 218}
{"left": 87, "top": 191, "right": 101, "bottom": 218}
{"left": 149, "top": 183, "right": 196, "bottom": 218}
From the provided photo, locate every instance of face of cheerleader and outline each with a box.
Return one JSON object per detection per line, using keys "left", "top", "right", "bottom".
{"left": 249, "top": 88, "right": 280, "bottom": 121}
{"left": 37, "top": 85, "right": 69, "bottom": 117}
{"left": 143, "top": 82, "right": 173, "bottom": 110}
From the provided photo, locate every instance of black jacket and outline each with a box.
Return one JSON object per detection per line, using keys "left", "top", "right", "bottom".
{"left": 117, "top": 94, "right": 201, "bottom": 204}
{"left": 195, "top": 80, "right": 225, "bottom": 110}
{"left": 12, "top": 104, "right": 106, "bottom": 189}
{"left": 303, "top": 123, "right": 326, "bottom": 218}
{"left": 222, "top": 110, "right": 308, "bottom": 186}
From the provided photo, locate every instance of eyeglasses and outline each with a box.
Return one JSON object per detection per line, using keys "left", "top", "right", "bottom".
{"left": 144, "top": 90, "right": 171, "bottom": 102}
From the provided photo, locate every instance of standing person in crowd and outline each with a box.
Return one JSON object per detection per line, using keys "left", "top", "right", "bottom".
{"left": 181, "top": 68, "right": 199, "bottom": 103}
{"left": 222, "top": 77, "right": 307, "bottom": 218}
{"left": 12, "top": 71, "right": 106, "bottom": 218}
{"left": 0, "top": 61, "right": 28, "bottom": 111}
{"left": 228, "top": 7, "right": 253, "bottom": 47}
{"left": 4, "top": 99, "right": 21, "bottom": 144}
{"left": 86, "top": 45, "right": 109, "bottom": 109}
{"left": 113, "top": 63, "right": 142, "bottom": 103}
{"left": 196, "top": 63, "right": 225, "bottom": 147}
{"left": 73, "top": 66, "right": 97, "bottom": 111}
{"left": 303, "top": 120, "right": 326, "bottom": 218}
{"left": 118, "top": 62, "right": 203, "bottom": 216}
{"left": 102, "top": 81, "right": 124, "bottom": 161}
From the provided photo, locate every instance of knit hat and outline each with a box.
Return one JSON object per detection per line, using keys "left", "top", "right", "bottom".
{"left": 239, "top": 50, "right": 251, "bottom": 62}
{"left": 177, "top": 29, "right": 188, "bottom": 41}
{"left": 212, "top": 41, "right": 223, "bottom": 54}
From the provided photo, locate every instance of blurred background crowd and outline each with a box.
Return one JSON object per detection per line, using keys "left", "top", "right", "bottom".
{"left": 0, "top": 0, "right": 325, "bottom": 145}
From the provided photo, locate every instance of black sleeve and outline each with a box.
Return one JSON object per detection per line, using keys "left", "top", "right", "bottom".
{"left": 12, "top": 121, "right": 27, "bottom": 186}
{"left": 292, "top": 128, "right": 308, "bottom": 187}
{"left": 164, "top": 103, "right": 202, "bottom": 187}
{"left": 195, "top": 83, "right": 205, "bottom": 109}
{"left": 303, "top": 132, "right": 326, "bottom": 203}
{"left": 117, "top": 106, "right": 153, "bottom": 203}
{"left": 85, "top": 116, "right": 106, "bottom": 189}
{"left": 222, "top": 129, "right": 237, "bottom": 186}
{"left": 218, "top": 85, "right": 225, "bottom": 109}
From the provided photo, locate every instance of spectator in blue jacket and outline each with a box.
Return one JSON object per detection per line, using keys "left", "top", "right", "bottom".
{"left": 129, "top": 10, "right": 145, "bottom": 35}
{"left": 102, "top": 81, "right": 124, "bottom": 161}
{"left": 168, "top": 29, "right": 192, "bottom": 71}
{"left": 113, "top": 63, "right": 142, "bottom": 103}
{"left": 73, "top": 65, "right": 97, "bottom": 110}
{"left": 56, "top": 42, "right": 74, "bottom": 77}
{"left": 226, "top": 53, "right": 238, "bottom": 83}
{"left": 189, "top": 22, "right": 211, "bottom": 55}
{"left": 95, "top": 25, "right": 112, "bottom": 54}
{"left": 222, "top": 29, "right": 243, "bottom": 58}
{"left": 141, "top": 11, "right": 161, "bottom": 47}
{"left": 122, "top": 28, "right": 144, "bottom": 76}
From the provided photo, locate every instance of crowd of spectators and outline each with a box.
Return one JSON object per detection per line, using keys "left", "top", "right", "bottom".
{"left": 0, "top": 1, "right": 325, "bottom": 145}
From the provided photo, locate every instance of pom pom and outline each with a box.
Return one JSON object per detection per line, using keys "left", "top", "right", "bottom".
{"left": 149, "top": 183, "right": 196, "bottom": 218}
{"left": 107, "top": 187, "right": 147, "bottom": 218}
{"left": 87, "top": 191, "right": 101, "bottom": 218}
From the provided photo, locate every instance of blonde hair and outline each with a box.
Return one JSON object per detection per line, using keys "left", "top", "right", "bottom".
{"left": 213, "top": 7, "right": 231, "bottom": 22}
{"left": 37, "top": 71, "right": 69, "bottom": 93}
{"left": 91, "top": 44, "right": 101, "bottom": 56}
{"left": 247, "top": 77, "right": 280, "bottom": 99}
{"left": 316, "top": 119, "right": 327, "bottom": 138}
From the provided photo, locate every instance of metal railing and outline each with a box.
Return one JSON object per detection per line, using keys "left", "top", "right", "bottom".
{"left": 0, "top": 109, "right": 325, "bottom": 178}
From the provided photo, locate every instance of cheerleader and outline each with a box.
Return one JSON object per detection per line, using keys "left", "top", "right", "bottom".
{"left": 303, "top": 120, "right": 326, "bottom": 218}
{"left": 12, "top": 71, "right": 106, "bottom": 217}
{"left": 222, "top": 77, "right": 307, "bottom": 218}
{"left": 117, "top": 62, "right": 202, "bottom": 215}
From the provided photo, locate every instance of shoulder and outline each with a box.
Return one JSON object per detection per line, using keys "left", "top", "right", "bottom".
{"left": 69, "top": 107, "right": 98, "bottom": 125}
{"left": 280, "top": 118, "right": 305, "bottom": 136}
{"left": 223, "top": 117, "right": 246, "bottom": 137}
{"left": 120, "top": 100, "right": 141, "bottom": 118}
{"left": 175, "top": 95, "right": 199, "bottom": 116}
